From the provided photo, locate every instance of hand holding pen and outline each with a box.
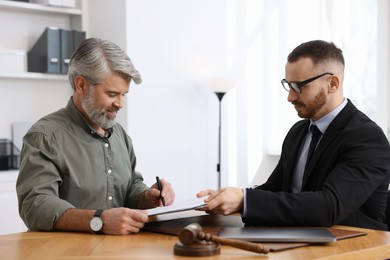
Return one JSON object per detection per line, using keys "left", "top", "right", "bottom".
{"left": 138, "top": 177, "right": 175, "bottom": 209}
{"left": 156, "top": 176, "right": 166, "bottom": 206}
{"left": 156, "top": 176, "right": 165, "bottom": 206}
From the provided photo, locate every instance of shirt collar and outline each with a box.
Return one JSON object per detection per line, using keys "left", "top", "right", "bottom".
{"left": 310, "top": 98, "right": 348, "bottom": 134}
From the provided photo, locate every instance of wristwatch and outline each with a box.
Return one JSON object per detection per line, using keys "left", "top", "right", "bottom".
{"left": 90, "top": 209, "right": 104, "bottom": 234}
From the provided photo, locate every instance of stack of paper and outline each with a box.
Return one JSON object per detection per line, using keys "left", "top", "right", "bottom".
{"left": 147, "top": 196, "right": 208, "bottom": 216}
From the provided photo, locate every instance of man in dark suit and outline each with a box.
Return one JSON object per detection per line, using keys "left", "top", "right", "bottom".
{"left": 197, "top": 40, "right": 390, "bottom": 231}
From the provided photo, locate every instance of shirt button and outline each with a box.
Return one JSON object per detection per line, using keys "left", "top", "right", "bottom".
{"left": 105, "top": 143, "right": 109, "bottom": 147}
{"left": 108, "top": 196, "right": 113, "bottom": 201}
{"left": 108, "top": 169, "right": 112, "bottom": 174}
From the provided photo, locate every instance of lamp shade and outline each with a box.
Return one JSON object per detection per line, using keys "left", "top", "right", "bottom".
{"left": 205, "top": 77, "right": 236, "bottom": 93}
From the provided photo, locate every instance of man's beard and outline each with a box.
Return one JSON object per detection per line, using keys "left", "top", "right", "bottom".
{"left": 293, "top": 88, "right": 327, "bottom": 119}
{"left": 81, "top": 87, "right": 116, "bottom": 129}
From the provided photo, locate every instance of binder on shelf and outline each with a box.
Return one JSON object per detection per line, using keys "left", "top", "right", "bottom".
{"left": 60, "top": 29, "right": 73, "bottom": 74}
{"left": 28, "top": 27, "right": 86, "bottom": 74}
{"left": 60, "top": 29, "right": 85, "bottom": 74}
{"left": 28, "top": 27, "right": 61, "bottom": 74}
{"left": 73, "top": 30, "right": 86, "bottom": 50}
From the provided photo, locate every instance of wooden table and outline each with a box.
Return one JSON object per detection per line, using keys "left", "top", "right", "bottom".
{"left": 0, "top": 225, "right": 389, "bottom": 259}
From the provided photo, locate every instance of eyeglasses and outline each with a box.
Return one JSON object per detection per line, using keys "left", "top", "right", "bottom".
{"left": 281, "top": 72, "right": 333, "bottom": 94}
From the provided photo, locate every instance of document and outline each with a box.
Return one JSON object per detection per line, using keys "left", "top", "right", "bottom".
{"left": 147, "top": 196, "right": 207, "bottom": 216}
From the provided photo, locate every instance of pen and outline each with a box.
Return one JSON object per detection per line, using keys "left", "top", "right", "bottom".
{"left": 156, "top": 176, "right": 166, "bottom": 206}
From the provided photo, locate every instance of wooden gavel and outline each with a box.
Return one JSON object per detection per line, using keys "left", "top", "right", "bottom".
{"left": 178, "top": 223, "right": 269, "bottom": 254}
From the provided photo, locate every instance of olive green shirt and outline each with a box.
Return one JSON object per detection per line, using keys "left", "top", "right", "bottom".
{"left": 16, "top": 98, "right": 148, "bottom": 231}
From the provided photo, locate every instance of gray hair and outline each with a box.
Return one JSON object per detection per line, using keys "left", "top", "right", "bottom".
{"left": 68, "top": 38, "right": 142, "bottom": 90}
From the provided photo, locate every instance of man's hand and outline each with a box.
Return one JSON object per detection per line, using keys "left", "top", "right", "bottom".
{"left": 196, "top": 187, "right": 244, "bottom": 215}
{"left": 101, "top": 207, "right": 148, "bottom": 235}
{"left": 53, "top": 207, "right": 148, "bottom": 235}
{"left": 138, "top": 178, "right": 175, "bottom": 209}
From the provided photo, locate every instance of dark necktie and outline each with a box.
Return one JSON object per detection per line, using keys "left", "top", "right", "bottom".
{"left": 305, "top": 124, "right": 322, "bottom": 169}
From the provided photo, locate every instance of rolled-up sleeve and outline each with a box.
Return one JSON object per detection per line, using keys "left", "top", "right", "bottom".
{"left": 16, "top": 131, "right": 75, "bottom": 231}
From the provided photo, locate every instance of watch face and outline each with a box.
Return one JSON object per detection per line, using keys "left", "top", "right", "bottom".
{"left": 90, "top": 217, "right": 103, "bottom": 232}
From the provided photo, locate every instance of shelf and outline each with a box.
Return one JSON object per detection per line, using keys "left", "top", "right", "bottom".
{"left": 0, "top": 170, "right": 18, "bottom": 175}
{"left": 0, "top": 0, "right": 81, "bottom": 15}
{"left": 0, "top": 72, "right": 68, "bottom": 80}
{"left": 0, "top": 170, "right": 18, "bottom": 184}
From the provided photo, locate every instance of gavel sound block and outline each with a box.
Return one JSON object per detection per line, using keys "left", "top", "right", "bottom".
{"left": 174, "top": 223, "right": 269, "bottom": 256}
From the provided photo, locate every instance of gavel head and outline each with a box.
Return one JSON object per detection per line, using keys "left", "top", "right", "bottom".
{"left": 179, "top": 223, "right": 203, "bottom": 245}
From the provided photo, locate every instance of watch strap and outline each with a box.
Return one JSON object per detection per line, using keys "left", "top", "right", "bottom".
{"left": 92, "top": 209, "right": 104, "bottom": 234}
{"left": 94, "top": 209, "right": 104, "bottom": 218}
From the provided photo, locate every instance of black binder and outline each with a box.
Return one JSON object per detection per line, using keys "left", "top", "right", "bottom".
{"left": 73, "top": 30, "right": 86, "bottom": 51}
{"left": 60, "top": 29, "right": 86, "bottom": 74}
{"left": 28, "top": 27, "right": 86, "bottom": 74}
{"left": 60, "top": 29, "right": 73, "bottom": 74}
{"left": 28, "top": 27, "right": 61, "bottom": 74}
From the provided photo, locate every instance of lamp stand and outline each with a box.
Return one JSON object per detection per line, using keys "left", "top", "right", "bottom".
{"left": 215, "top": 92, "right": 226, "bottom": 189}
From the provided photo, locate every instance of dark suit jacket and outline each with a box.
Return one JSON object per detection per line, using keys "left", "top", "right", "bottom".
{"left": 243, "top": 100, "right": 390, "bottom": 230}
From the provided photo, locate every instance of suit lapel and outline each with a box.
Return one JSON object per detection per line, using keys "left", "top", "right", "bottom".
{"left": 283, "top": 120, "right": 310, "bottom": 191}
{"left": 301, "top": 100, "right": 358, "bottom": 189}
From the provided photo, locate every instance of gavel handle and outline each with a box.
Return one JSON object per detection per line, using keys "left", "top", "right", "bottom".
{"left": 199, "top": 232, "right": 269, "bottom": 254}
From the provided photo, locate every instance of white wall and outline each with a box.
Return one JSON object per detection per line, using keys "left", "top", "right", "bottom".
{"left": 125, "top": 0, "right": 232, "bottom": 198}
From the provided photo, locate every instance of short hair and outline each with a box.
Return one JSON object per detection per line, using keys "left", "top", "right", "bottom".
{"left": 287, "top": 40, "right": 345, "bottom": 68}
{"left": 68, "top": 38, "right": 142, "bottom": 90}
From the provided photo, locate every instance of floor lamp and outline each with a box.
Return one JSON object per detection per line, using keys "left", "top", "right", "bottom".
{"left": 206, "top": 78, "right": 235, "bottom": 189}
